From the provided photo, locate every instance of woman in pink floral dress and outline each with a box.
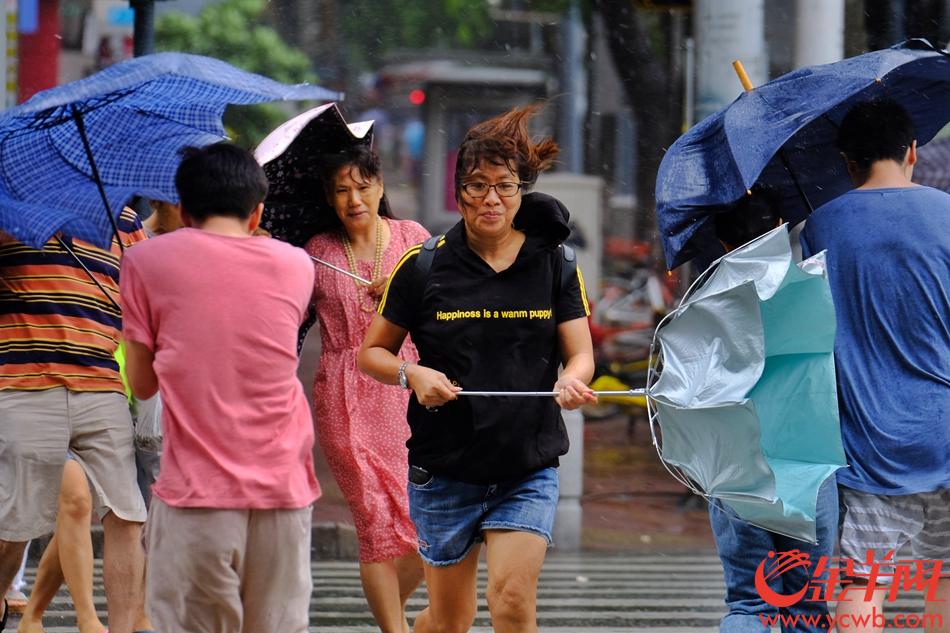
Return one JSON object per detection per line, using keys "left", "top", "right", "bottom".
{"left": 305, "top": 145, "right": 428, "bottom": 633}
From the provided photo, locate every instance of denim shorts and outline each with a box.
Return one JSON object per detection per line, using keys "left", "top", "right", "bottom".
{"left": 407, "top": 466, "right": 559, "bottom": 566}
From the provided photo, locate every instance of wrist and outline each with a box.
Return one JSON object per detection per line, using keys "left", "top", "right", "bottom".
{"left": 397, "top": 361, "right": 412, "bottom": 389}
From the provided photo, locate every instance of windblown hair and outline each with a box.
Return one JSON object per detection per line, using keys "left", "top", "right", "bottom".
{"left": 175, "top": 142, "right": 268, "bottom": 221}
{"left": 454, "top": 103, "right": 559, "bottom": 203}
{"left": 313, "top": 144, "right": 394, "bottom": 233}
{"left": 837, "top": 99, "right": 915, "bottom": 171}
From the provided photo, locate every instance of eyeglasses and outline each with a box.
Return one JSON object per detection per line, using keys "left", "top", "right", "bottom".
{"left": 460, "top": 181, "right": 523, "bottom": 198}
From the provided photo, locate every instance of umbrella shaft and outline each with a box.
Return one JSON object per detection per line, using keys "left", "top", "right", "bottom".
{"left": 458, "top": 389, "right": 647, "bottom": 397}
{"left": 71, "top": 106, "right": 124, "bottom": 252}
{"left": 55, "top": 236, "right": 121, "bottom": 312}
{"left": 310, "top": 256, "right": 371, "bottom": 285}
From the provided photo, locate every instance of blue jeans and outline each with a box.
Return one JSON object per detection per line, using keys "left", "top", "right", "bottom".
{"left": 408, "top": 467, "right": 559, "bottom": 566}
{"left": 709, "top": 479, "right": 838, "bottom": 632}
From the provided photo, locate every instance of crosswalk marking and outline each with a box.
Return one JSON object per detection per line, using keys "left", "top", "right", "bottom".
{"left": 17, "top": 552, "right": 932, "bottom": 632}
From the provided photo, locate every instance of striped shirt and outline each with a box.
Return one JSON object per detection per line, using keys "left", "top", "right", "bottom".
{"left": 0, "top": 208, "right": 146, "bottom": 393}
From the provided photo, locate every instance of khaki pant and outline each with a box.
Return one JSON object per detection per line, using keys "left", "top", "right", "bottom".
{"left": 145, "top": 498, "right": 312, "bottom": 633}
{"left": 0, "top": 388, "right": 146, "bottom": 541}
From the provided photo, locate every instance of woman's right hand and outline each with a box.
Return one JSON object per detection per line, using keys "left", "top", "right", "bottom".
{"left": 406, "top": 364, "right": 461, "bottom": 407}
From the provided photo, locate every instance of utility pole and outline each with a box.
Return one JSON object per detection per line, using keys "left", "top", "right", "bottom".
{"left": 793, "top": 0, "right": 844, "bottom": 68}
{"left": 557, "top": 0, "right": 586, "bottom": 173}
{"left": 694, "top": 0, "right": 766, "bottom": 121}
{"left": 130, "top": 0, "right": 164, "bottom": 56}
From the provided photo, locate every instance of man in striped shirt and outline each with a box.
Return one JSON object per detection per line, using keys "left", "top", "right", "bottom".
{"left": 0, "top": 208, "right": 148, "bottom": 633}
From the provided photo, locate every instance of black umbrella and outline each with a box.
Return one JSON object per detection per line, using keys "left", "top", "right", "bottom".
{"left": 255, "top": 103, "right": 375, "bottom": 247}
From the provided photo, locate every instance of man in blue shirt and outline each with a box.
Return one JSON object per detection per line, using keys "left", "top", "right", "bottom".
{"left": 801, "top": 99, "right": 949, "bottom": 631}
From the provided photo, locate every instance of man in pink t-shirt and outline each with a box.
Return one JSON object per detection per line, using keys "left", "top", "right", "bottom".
{"left": 121, "top": 143, "right": 320, "bottom": 633}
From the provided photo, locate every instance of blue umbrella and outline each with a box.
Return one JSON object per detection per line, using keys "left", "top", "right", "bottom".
{"left": 655, "top": 40, "right": 950, "bottom": 270}
{"left": 0, "top": 52, "right": 341, "bottom": 250}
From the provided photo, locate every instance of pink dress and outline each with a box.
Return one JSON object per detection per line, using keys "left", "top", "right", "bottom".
{"left": 305, "top": 217, "right": 430, "bottom": 563}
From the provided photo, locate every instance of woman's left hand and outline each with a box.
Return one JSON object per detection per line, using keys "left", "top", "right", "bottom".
{"left": 554, "top": 375, "right": 596, "bottom": 410}
{"left": 367, "top": 275, "right": 389, "bottom": 298}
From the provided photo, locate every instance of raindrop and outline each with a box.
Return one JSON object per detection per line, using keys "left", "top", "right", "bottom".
{"left": 575, "top": 575, "right": 590, "bottom": 583}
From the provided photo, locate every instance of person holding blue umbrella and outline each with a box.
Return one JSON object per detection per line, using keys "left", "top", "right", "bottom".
{"left": 801, "top": 99, "right": 949, "bottom": 632}
{"left": 0, "top": 212, "right": 149, "bottom": 633}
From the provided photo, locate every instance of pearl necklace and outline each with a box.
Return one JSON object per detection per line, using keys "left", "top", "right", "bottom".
{"left": 341, "top": 218, "right": 384, "bottom": 312}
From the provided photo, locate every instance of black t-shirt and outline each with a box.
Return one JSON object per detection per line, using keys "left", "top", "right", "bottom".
{"left": 380, "top": 219, "right": 590, "bottom": 484}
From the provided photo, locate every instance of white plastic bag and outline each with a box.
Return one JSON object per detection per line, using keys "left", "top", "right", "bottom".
{"left": 133, "top": 392, "right": 163, "bottom": 453}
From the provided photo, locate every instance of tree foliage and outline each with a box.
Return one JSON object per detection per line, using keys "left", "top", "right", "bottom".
{"left": 156, "top": 0, "right": 317, "bottom": 147}
{"left": 338, "top": 0, "right": 494, "bottom": 70}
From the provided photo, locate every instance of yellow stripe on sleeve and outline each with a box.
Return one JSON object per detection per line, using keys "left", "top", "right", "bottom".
{"left": 576, "top": 266, "right": 590, "bottom": 316}
{"left": 378, "top": 244, "right": 422, "bottom": 313}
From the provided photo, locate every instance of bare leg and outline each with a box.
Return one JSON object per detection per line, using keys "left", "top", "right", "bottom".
{"left": 483, "top": 531, "right": 547, "bottom": 633}
{"left": 834, "top": 582, "right": 886, "bottom": 633}
{"left": 924, "top": 578, "right": 949, "bottom": 633}
{"left": 132, "top": 587, "right": 154, "bottom": 633}
{"left": 412, "top": 546, "right": 480, "bottom": 633}
{"left": 396, "top": 551, "right": 425, "bottom": 632}
{"left": 16, "top": 537, "right": 64, "bottom": 633}
{"left": 101, "top": 512, "right": 144, "bottom": 633}
{"left": 0, "top": 541, "right": 29, "bottom": 626}
{"left": 55, "top": 461, "right": 105, "bottom": 633}
{"left": 360, "top": 551, "right": 424, "bottom": 633}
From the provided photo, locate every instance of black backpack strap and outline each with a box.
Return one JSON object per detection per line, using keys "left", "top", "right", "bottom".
{"left": 411, "top": 234, "right": 443, "bottom": 307}
{"left": 552, "top": 243, "right": 578, "bottom": 321}
{"left": 560, "top": 243, "right": 577, "bottom": 294}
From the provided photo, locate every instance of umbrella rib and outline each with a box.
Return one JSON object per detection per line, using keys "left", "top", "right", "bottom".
{"left": 24, "top": 90, "right": 136, "bottom": 131}
{"left": 777, "top": 151, "right": 815, "bottom": 215}
{"left": 732, "top": 71, "right": 817, "bottom": 217}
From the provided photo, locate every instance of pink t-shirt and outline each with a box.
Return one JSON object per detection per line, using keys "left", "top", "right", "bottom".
{"left": 121, "top": 228, "right": 320, "bottom": 509}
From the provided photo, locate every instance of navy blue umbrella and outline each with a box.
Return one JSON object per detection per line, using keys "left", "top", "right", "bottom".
{"left": 0, "top": 52, "right": 341, "bottom": 250}
{"left": 656, "top": 40, "right": 950, "bottom": 270}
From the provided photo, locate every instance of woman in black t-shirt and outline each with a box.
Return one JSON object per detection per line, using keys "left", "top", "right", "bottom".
{"left": 358, "top": 104, "right": 595, "bottom": 633}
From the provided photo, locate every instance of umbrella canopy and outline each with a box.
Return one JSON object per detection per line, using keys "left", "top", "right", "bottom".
{"left": 914, "top": 136, "right": 950, "bottom": 191}
{"left": 255, "top": 103, "right": 374, "bottom": 247}
{"left": 656, "top": 40, "right": 950, "bottom": 270}
{"left": 646, "top": 224, "right": 846, "bottom": 543}
{"left": 0, "top": 52, "right": 341, "bottom": 250}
